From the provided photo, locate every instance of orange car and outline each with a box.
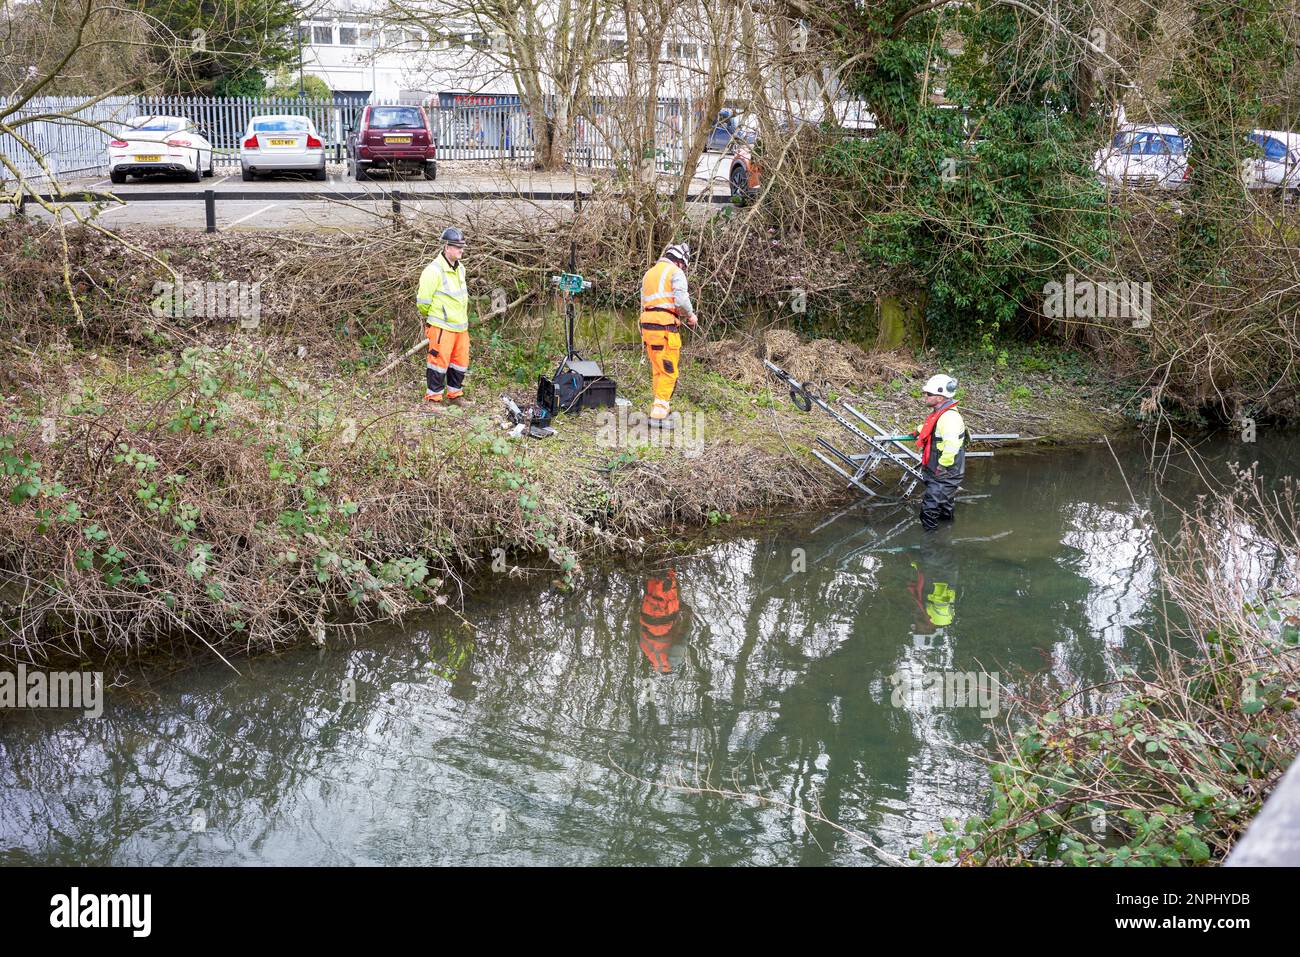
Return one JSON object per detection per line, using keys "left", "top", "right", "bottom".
{"left": 729, "top": 119, "right": 878, "bottom": 203}
{"left": 729, "top": 143, "right": 760, "bottom": 203}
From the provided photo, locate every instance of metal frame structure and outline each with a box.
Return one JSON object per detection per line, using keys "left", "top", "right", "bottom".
{"left": 764, "top": 359, "right": 1018, "bottom": 503}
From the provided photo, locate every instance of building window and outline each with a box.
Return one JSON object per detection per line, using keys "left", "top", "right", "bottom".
{"left": 297, "top": 24, "right": 311, "bottom": 44}
{"left": 339, "top": 25, "right": 358, "bottom": 45}
{"left": 312, "top": 25, "right": 333, "bottom": 45}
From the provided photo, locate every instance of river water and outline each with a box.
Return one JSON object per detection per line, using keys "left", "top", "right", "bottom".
{"left": 1, "top": 434, "right": 1295, "bottom": 865}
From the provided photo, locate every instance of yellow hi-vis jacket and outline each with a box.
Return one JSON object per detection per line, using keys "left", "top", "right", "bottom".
{"left": 931, "top": 407, "right": 965, "bottom": 468}
{"left": 916, "top": 406, "right": 966, "bottom": 468}
{"left": 417, "top": 254, "right": 469, "bottom": 332}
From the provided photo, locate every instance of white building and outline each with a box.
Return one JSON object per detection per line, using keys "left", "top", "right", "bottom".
{"left": 293, "top": 3, "right": 508, "bottom": 100}
{"left": 294, "top": 1, "right": 714, "bottom": 102}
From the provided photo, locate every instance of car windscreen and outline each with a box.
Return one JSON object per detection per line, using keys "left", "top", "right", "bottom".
{"left": 1249, "top": 133, "right": 1287, "bottom": 160}
{"left": 1119, "top": 132, "right": 1151, "bottom": 154}
{"left": 1160, "top": 135, "right": 1187, "bottom": 155}
{"left": 368, "top": 107, "right": 424, "bottom": 130}
{"left": 130, "top": 118, "right": 184, "bottom": 132}
{"left": 253, "top": 118, "right": 310, "bottom": 132}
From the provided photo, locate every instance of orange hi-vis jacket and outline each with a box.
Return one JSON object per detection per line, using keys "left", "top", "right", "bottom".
{"left": 640, "top": 260, "right": 683, "bottom": 321}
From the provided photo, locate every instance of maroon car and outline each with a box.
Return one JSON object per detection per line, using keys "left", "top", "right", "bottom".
{"left": 347, "top": 105, "right": 437, "bottom": 181}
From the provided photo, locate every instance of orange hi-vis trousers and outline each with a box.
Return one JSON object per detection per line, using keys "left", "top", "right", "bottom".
{"left": 426, "top": 325, "right": 469, "bottom": 400}
{"left": 639, "top": 312, "right": 681, "bottom": 419}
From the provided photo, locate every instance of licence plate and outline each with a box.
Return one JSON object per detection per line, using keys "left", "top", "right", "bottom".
{"left": 269, "top": 138, "right": 295, "bottom": 146}
{"left": 134, "top": 154, "right": 161, "bottom": 162}
{"left": 384, "top": 136, "right": 412, "bottom": 144}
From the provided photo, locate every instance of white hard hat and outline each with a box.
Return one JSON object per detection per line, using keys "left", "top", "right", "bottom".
{"left": 663, "top": 243, "right": 691, "bottom": 268}
{"left": 922, "top": 374, "right": 958, "bottom": 398}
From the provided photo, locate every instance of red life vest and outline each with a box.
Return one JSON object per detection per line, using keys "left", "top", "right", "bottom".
{"left": 915, "top": 400, "right": 959, "bottom": 468}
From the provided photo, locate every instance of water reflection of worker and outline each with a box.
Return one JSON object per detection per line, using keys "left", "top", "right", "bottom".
{"left": 908, "top": 540, "right": 959, "bottom": 635}
{"left": 639, "top": 569, "right": 691, "bottom": 673}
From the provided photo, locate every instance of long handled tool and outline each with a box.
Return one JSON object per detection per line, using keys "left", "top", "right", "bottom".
{"left": 372, "top": 292, "right": 532, "bottom": 381}
{"left": 374, "top": 334, "right": 428, "bottom": 379}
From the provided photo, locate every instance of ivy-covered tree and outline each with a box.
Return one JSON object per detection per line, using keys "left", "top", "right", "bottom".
{"left": 806, "top": 0, "right": 1113, "bottom": 344}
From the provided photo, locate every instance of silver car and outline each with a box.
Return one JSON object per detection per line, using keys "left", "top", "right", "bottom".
{"left": 240, "top": 115, "right": 327, "bottom": 181}
{"left": 1094, "top": 125, "right": 1190, "bottom": 190}
{"left": 1245, "top": 130, "right": 1300, "bottom": 191}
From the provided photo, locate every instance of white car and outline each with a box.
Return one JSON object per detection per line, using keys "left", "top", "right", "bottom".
{"left": 240, "top": 115, "right": 327, "bottom": 181}
{"left": 108, "top": 116, "right": 213, "bottom": 184}
{"left": 1244, "top": 130, "right": 1300, "bottom": 191}
{"left": 1094, "top": 124, "right": 1190, "bottom": 190}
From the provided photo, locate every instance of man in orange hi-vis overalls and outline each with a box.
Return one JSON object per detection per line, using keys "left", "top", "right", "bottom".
{"left": 639, "top": 243, "right": 697, "bottom": 426}
{"left": 639, "top": 569, "right": 687, "bottom": 674}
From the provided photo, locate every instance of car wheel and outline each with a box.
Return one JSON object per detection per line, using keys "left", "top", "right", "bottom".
{"left": 203, "top": 152, "right": 214, "bottom": 177}
{"left": 355, "top": 163, "right": 369, "bottom": 181}
{"left": 187, "top": 163, "right": 202, "bottom": 183}
{"left": 424, "top": 161, "right": 437, "bottom": 181}
{"left": 314, "top": 165, "right": 327, "bottom": 182}
{"left": 242, "top": 167, "right": 254, "bottom": 182}
{"left": 109, "top": 169, "right": 126, "bottom": 185}
{"left": 729, "top": 165, "right": 750, "bottom": 203}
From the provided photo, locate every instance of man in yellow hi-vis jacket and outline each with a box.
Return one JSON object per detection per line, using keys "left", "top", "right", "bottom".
{"left": 639, "top": 243, "right": 697, "bottom": 425}
{"left": 417, "top": 226, "right": 471, "bottom": 408}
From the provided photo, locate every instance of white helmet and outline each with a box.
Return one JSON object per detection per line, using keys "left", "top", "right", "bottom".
{"left": 922, "top": 374, "right": 958, "bottom": 398}
{"left": 663, "top": 243, "right": 691, "bottom": 268}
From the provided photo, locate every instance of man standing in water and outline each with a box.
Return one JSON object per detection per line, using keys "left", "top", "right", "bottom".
{"left": 911, "top": 374, "right": 966, "bottom": 531}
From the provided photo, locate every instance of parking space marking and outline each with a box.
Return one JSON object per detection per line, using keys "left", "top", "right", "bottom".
{"left": 221, "top": 203, "right": 278, "bottom": 230}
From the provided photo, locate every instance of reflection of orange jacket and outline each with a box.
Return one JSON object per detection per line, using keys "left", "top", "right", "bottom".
{"left": 639, "top": 570, "right": 682, "bottom": 673}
